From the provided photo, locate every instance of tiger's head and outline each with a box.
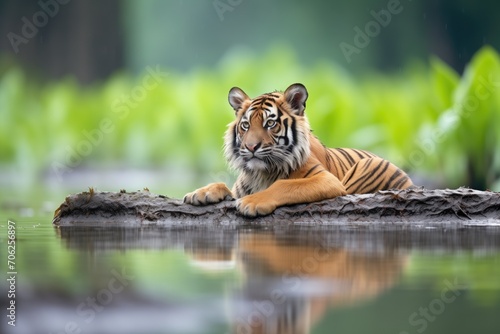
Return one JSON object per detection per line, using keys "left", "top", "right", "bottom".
{"left": 224, "top": 83, "right": 311, "bottom": 176}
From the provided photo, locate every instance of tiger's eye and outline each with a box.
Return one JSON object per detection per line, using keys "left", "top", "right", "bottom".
{"left": 240, "top": 121, "right": 250, "bottom": 131}
{"left": 266, "top": 120, "right": 276, "bottom": 128}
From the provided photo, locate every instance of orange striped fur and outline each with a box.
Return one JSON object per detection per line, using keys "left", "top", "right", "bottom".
{"left": 184, "top": 83, "right": 413, "bottom": 216}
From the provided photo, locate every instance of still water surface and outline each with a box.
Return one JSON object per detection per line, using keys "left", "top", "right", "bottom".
{"left": 1, "top": 191, "right": 500, "bottom": 334}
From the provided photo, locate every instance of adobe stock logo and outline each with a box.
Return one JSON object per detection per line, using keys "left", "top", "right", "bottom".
{"left": 399, "top": 278, "right": 464, "bottom": 334}
{"left": 50, "top": 65, "right": 168, "bottom": 182}
{"left": 48, "top": 267, "right": 134, "bottom": 334}
{"left": 213, "top": 0, "right": 243, "bottom": 21}
{"left": 7, "top": 0, "right": 72, "bottom": 54}
{"left": 339, "top": 0, "right": 405, "bottom": 64}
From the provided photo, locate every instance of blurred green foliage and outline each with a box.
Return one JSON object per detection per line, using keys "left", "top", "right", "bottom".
{"left": 1, "top": 46, "right": 499, "bottom": 189}
{"left": 405, "top": 252, "right": 500, "bottom": 305}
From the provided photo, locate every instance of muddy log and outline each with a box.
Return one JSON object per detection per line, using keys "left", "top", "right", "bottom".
{"left": 52, "top": 187, "right": 500, "bottom": 228}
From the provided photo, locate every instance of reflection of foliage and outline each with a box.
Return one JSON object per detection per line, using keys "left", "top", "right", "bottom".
{"left": 1, "top": 46, "right": 499, "bottom": 189}
{"left": 404, "top": 252, "right": 500, "bottom": 306}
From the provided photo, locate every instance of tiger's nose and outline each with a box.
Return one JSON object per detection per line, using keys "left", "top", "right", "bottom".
{"left": 245, "top": 142, "right": 261, "bottom": 152}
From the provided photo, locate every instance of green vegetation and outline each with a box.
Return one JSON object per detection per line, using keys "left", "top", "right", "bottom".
{"left": 404, "top": 252, "right": 500, "bottom": 305}
{"left": 2, "top": 46, "right": 500, "bottom": 189}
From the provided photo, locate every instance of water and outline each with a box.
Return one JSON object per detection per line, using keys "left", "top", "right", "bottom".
{"left": 1, "top": 189, "right": 500, "bottom": 334}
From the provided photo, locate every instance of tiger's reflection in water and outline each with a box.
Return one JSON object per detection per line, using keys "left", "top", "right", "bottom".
{"left": 186, "top": 230, "right": 408, "bottom": 334}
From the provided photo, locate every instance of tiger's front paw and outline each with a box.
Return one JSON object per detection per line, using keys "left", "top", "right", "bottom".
{"left": 183, "top": 183, "right": 233, "bottom": 206}
{"left": 236, "top": 195, "right": 277, "bottom": 217}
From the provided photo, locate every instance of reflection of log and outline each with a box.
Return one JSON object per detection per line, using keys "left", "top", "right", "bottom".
{"left": 56, "top": 225, "right": 500, "bottom": 252}
{"left": 231, "top": 232, "right": 408, "bottom": 334}
{"left": 52, "top": 188, "right": 500, "bottom": 228}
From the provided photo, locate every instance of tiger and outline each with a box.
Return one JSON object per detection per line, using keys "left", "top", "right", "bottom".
{"left": 183, "top": 83, "right": 413, "bottom": 217}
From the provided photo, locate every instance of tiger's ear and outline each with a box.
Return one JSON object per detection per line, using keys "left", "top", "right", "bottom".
{"left": 228, "top": 87, "right": 250, "bottom": 114}
{"left": 284, "top": 83, "right": 308, "bottom": 116}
